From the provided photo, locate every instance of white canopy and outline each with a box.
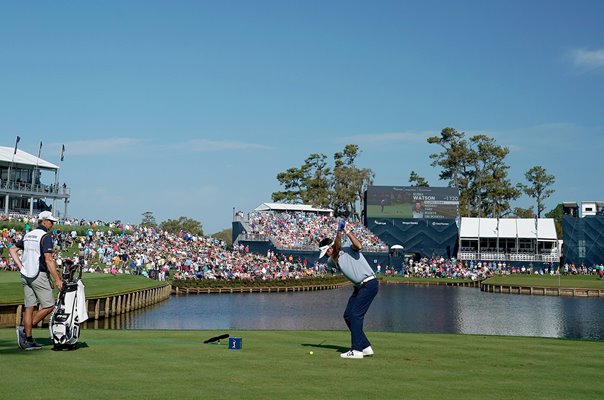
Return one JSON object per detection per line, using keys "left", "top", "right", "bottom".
{"left": 459, "top": 217, "right": 557, "bottom": 240}
{"left": 0, "top": 146, "right": 59, "bottom": 170}
{"left": 254, "top": 202, "right": 333, "bottom": 214}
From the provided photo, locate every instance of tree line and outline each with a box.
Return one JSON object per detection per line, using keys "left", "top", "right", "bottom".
{"left": 139, "top": 128, "right": 558, "bottom": 241}
{"left": 139, "top": 211, "right": 232, "bottom": 246}
{"left": 272, "top": 128, "right": 556, "bottom": 221}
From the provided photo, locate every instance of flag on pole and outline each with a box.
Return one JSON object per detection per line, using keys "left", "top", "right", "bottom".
{"left": 14, "top": 136, "right": 20, "bottom": 154}
{"left": 37, "top": 141, "right": 43, "bottom": 158}
{"left": 60, "top": 144, "right": 65, "bottom": 161}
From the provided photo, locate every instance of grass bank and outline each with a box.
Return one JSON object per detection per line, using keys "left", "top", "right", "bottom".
{"left": 0, "top": 329, "right": 601, "bottom": 400}
{"left": 171, "top": 275, "right": 347, "bottom": 288}
{"left": 381, "top": 274, "right": 604, "bottom": 290}
{"left": 380, "top": 275, "right": 475, "bottom": 284}
{"left": 482, "top": 274, "right": 604, "bottom": 289}
{"left": 0, "top": 271, "right": 166, "bottom": 305}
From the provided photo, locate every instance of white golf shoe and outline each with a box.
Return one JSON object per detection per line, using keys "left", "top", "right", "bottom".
{"left": 340, "top": 350, "right": 364, "bottom": 359}
{"left": 362, "top": 346, "right": 374, "bottom": 356}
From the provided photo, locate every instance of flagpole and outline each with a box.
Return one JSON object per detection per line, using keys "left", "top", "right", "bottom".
{"left": 5, "top": 136, "right": 20, "bottom": 215}
{"left": 7, "top": 135, "right": 20, "bottom": 189}
{"left": 535, "top": 215, "right": 539, "bottom": 259}
{"left": 477, "top": 216, "right": 481, "bottom": 258}
{"left": 496, "top": 215, "right": 500, "bottom": 258}
{"left": 53, "top": 144, "right": 65, "bottom": 216}
{"left": 33, "top": 141, "right": 42, "bottom": 188}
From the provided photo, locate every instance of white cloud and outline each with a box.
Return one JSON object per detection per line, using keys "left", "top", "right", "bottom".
{"left": 57, "top": 137, "right": 144, "bottom": 155}
{"left": 570, "top": 48, "right": 604, "bottom": 71}
{"left": 178, "top": 139, "right": 274, "bottom": 152}
{"left": 54, "top": 137, "right": 273, "bottom": 157}
{"left": 340, "top": 131, "right": 432, "bottom": 144}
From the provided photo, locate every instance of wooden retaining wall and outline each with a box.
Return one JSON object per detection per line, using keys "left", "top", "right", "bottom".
{"left": 0, "top": 284, "right": 172, "bottom": 328}
{"left": 171, "top": 280, "right": 484, "bottom": 295}
{"left": 481, "top": 283, "right": 604, "bottom": 297}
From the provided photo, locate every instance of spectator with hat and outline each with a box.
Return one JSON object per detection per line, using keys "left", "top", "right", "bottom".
{"left": 8, "top": 210, "right": 63, "bottom": 350}
{"left": 319, "top": 219, "right": 379, "bottom": 359}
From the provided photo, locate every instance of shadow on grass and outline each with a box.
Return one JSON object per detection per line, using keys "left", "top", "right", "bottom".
{"left": 0, "top": 337, "right": 90, "bottom": 354}
{"left": 51, "top": 341, "right": 90, "bottom": 351}
{"left": 301, "top": 343, "right": 348, "bottom": 352}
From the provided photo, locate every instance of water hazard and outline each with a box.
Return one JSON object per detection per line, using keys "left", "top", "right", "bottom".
{"left": 86, "top": 284, "right": 604, "bottom": 340}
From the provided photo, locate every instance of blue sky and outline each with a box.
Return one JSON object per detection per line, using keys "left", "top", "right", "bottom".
{"left": 1, "top": 0, "right": 603, "bottom": 234}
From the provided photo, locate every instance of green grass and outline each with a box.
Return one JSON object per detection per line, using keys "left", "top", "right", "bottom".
{"left": 483, "top": 274, "right": 604, "bottom": 289}
{"left": 381, "top": 275, "right": 475, "bottom": 284}
{"left": 381, "top": 273, "right": 604, "bottom": 289}
{"left": 367, "top": 203, "right": 413, "bottom": 218}
{"left": 172, "top": 275, "right": 348, "bottom": 288}
{"left": 0, "top": 272, "right": 166, "bottom": 305}
{"left": 0, "top": 329, "right": 602, "bottom": 400}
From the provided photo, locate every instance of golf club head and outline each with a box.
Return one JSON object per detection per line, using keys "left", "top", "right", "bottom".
{"left": 203, "top": 333, "right": 230, "bottom": 344}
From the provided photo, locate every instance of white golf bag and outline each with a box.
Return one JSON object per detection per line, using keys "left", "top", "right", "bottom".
{"left": 49, "top": 260, "right": 88, "bottom": 350}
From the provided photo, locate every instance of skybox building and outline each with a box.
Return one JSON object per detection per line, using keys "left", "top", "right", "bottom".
{"left": 0, "top": 146, "right": 70, "bottom": 218}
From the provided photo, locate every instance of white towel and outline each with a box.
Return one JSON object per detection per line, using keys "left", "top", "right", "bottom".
{"left": 77, "top": 280, "right": 89, "bottom": 322}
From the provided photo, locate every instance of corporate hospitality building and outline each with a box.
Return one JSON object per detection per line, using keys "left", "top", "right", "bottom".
{"left": 0, "top": 145, "right": 70, "bottom": 218}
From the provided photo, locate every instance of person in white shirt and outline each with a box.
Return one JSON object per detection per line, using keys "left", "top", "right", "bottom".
{"left": 319, "top": 219, "right": 379, "bottom": 359}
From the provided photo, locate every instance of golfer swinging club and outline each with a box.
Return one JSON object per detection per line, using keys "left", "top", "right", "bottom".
{"left": 319, "top": 219, "right": 379, "bottom": 359}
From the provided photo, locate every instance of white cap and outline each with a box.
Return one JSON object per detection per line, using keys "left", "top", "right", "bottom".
{"left": 318, "top": 238, "right": 334, "bottom": 258}
{"left": 319, "top": 245, "right": 331, "bottom": 259}
{"left": 38, "top": 210, "right": 58, "bottom": 223}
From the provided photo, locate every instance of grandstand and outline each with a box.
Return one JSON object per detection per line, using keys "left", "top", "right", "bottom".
{"left": 232, "top": 192, "right": 567, "bottom": 270}
{"left": 232, "top": 202, "right": 389, "bottom": 266}
{"left": 0, "top": 145, "right": 70, "bottom": 218}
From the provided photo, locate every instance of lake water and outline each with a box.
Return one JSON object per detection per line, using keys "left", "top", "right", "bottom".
{"left": 88, "top": 284, "right": 604, "bottom": 340}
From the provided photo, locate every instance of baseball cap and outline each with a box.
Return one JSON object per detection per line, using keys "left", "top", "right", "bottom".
{"left": 318, "top": 238, "right": 333, "bottom": 258}
{"left": 38, "top": 211, "right": 59, "bottom": 223}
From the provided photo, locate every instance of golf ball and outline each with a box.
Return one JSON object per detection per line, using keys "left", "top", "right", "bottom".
{"left": 309, "top": 351, "right": 314, "bottom": 355}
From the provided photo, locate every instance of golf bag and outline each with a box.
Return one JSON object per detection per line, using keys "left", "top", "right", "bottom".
{"left": 49, "top": 260, "right": 88, "bottom": 350}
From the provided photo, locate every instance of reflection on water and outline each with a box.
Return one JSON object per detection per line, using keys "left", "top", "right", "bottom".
{"left": 85, "top": 285, "right": 604, "bottom": 339}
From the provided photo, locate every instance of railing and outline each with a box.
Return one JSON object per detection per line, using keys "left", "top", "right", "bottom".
{"left": 0, "top": 181, "right": 70, "bottom": 196}
{"left": 458, "top": 251, "right": 560, "bottom": 262}
{"left": 238, "top": 233, "right": 271, "bottom": 242}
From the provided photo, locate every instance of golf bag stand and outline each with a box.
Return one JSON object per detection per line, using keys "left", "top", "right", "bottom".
{"left": 49, "top": 259, "right": 87, "bottom": 350}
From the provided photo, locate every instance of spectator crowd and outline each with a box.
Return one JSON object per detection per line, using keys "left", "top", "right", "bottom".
{"left": 1, "top": 212, "right": 603, "bottom": 282}
{"left": 0, "top": 217, "right": 327, "bottom": 282}
{"left": 247, "top": 210, "right": 388, "bottom": 252}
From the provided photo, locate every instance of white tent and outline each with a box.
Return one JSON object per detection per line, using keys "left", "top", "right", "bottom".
{"left": 0, "top": 146, "right": 59, "bottom": 170}
{"left": 458, "top": 217, "right": 559, "bottom": 263}
{"left": 459, "top": 217, "right": 557, "bottom": 240}
{"left": 254, "top": 202, "right": 333, "bottom": 215}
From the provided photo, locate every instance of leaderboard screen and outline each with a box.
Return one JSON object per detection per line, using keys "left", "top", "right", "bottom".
{"left": 366, "top": 186, "right": 459, "bottom": 219}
